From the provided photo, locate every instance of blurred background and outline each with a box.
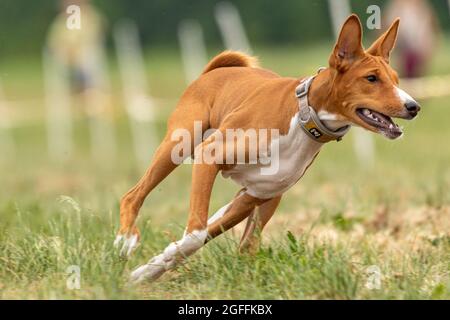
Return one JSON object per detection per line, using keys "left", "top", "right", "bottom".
{"left": 0, "top": 0, "right": 449, "bottom": 228}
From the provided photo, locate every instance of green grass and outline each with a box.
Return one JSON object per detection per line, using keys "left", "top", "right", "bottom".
{"left": 0, "top": 40, "right": 450, "bottom": 299}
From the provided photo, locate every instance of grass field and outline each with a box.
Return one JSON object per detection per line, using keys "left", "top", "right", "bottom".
{"left": 0, "top": 39, "right": 449, "bottom": 299}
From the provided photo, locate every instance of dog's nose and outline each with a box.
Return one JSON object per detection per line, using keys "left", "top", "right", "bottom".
{"left": 405, "top": 101, "right": 420, "bottom": 117}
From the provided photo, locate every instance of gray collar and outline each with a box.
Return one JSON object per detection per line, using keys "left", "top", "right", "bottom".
{"left": 295, "top": 72, "right": 350, "bottom": 143}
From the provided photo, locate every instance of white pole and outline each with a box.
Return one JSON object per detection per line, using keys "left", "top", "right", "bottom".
{"left": 43, "top": 48, "right": 73, "bottom": 162}
{"left": 177, "top": 20, "right": 208, "bottom": 165}
{"left": 178, "top": 19, "right": 208, "bottom": 84}
{"left": 0, "top": 82, "right": 15, "bottom": 162}
{"left": 84, "top": 90, "right": 116, "bottom": 165}
{"left": 327, "top": 0, "right": 375, "bottom": 168}
{"left": 327, "top": 0, "right": 352, "bottom": 39}
{"left": 214, "top": 2, "right": 252, "bottom": 53}
{"left": 114, "top": 20, "right": 156, "bottom": 169}
{"left": 81, "top": 39, "right": 117, "bottom": 165}
{"left": 400, "top": 74, "right": 450, "bottom": 100}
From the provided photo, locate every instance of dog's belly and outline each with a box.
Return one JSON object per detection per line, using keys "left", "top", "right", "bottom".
{"left": 222, "top": 113, "right": 322, "bottom": 199}
{"left": 222, "top": 158, "right": 314, "bottom": 199}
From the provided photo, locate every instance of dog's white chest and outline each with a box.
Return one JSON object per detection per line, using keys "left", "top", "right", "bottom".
{"left": 222, "top": 113, "right": 322, "bottom": 199}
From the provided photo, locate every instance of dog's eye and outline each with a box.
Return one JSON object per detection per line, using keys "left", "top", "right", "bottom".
{"left": 366, "top": 75, "right": 377, "bottom": 82}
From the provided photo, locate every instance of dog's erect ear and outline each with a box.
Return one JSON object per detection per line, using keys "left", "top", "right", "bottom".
{"left": 329, "top": 14, "right": 364, "bottom": 71}
{"left": 366, "top": 18, "right": 400, "bottom": 63}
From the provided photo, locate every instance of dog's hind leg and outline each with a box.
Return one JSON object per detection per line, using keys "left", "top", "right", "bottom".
{"left": 238, "top": 195, "right": 281, "bottom": 254}
{"left": 206, "top": 192, "right": 266, "bottom": 239}
{"left": 115, "top": 137, "right": 180, "bottom": 256}
{"left": 128, "top": 136, "right": 220, "bottom": 282}
{"left": 115, "top": 99, "right": 210, "bottom": 257}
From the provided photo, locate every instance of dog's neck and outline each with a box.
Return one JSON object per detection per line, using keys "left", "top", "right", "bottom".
{"left": 307, "top": 68, "right": 352, "bottom": 131}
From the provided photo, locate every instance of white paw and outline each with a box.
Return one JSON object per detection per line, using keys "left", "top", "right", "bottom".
{"left": 114, "top": 233, "right": 139, "bottom": 257}
{"left": 129, "top": 256, "right": 167, "bottom": 284}
{"left": 128, "top": 229, "right": 207, "bottom": 283}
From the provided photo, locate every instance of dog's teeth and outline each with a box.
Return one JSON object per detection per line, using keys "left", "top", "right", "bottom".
{"left": 389, "top": 124, "right": 393, "bottom": 129}
{"left": 363, "top": 109, "right": 371, "bottom": 116}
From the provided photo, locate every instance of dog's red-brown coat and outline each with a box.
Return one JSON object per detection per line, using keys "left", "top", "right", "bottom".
{"left": 115, "top": 15, "right": 419, "bottom": 282}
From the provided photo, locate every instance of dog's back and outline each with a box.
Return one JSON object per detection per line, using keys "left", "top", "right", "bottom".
{"left": 185, "top": 51, "right": 298, "bottom": 131}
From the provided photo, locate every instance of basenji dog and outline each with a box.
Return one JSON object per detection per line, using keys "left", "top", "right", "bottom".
{"left": 114, "top": 14, "right": 420, "bottom": 283}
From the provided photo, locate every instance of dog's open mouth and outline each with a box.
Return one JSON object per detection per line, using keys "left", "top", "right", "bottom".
{"left": 356, "top": 108, "right": 402, "bottom": 139}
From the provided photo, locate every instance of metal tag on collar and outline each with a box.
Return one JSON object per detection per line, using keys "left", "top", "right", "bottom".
{"left": 299, "top": 105, "right": 311, "bottom": 122}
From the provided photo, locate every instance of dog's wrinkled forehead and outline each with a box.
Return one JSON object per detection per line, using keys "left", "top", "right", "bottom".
{"left": 347, "top": 54, "right": 399, "bottom": 84}
{"left": 370, "top": 55, "right": 399, "bottom": 83}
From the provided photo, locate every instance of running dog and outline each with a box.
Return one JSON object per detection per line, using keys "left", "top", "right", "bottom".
{"left": 114, "top": 15, "right": 420, "bottom": 283}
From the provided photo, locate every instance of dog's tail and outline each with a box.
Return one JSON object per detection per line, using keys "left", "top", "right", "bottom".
{"left": 202, "top": 50, "right": 259, "bottom": 75}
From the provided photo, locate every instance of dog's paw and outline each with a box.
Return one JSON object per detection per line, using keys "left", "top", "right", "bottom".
{"left": 129, "top": 260, "right": 166, "bottom": 284}
{"left": 114, "top": 232, "right": 139, "bottom": 257}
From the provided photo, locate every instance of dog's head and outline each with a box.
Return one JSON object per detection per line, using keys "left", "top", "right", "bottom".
{"left": 320, "top": 14, "right": 420, "bottom": 139}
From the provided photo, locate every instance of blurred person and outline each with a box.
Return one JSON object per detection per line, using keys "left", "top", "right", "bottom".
{"left": 45, "top": 0, "right": 116, "bottom": 161}
{"left": 385, "top": 0, "right": 440, "bottom": 78}
{"left": 46, "top": 0, "right": 108, "bottom": 95}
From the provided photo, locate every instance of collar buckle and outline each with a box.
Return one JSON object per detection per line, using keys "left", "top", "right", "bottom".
{"left": 295, "top": 84, "right": 308, "bottom": 99}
